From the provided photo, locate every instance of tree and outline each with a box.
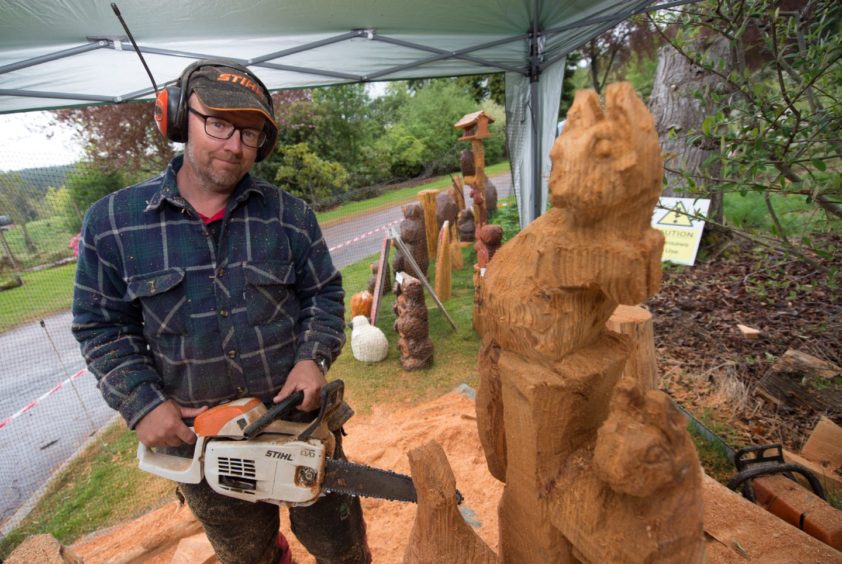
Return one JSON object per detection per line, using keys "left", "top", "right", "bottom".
{"left": 0, "top": 171, "right": 38, "bottom": 253}
{"left": 64, "top": 164, "right": 125, "bottom": 231}
{"left": 274, "top": 143, "right": 349, "bottom": 210}
{"left": 52, "top": 102, "right": 175, "bottom": 178}
{"left": 647, "top": 0, "right": 841, "bottom": 260}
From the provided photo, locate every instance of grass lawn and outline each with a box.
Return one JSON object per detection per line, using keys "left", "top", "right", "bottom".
{"left": 1, "top": 217, "right": 76, "bottom": 269}
{"left": 317, "top": 161, "right": 511, "bottom": 226}
{"left": 0, "top": 263, "right": 76, "bottom": 333}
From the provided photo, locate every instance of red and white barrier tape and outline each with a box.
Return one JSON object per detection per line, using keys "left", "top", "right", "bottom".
{"left": 328, "top": 219, "right": 399, "bottom": 253}
{"left": 0, "top": 222, "right": 399, "bottom": 430}
{"left": 0, "top": 368, "right": 88, "bottom": 430}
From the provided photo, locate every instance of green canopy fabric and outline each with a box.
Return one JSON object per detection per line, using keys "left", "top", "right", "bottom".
{"left": 0, "top": 0, "right": 684, "bottom": 224}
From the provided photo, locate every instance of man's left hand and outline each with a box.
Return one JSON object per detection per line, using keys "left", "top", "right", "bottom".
{"left": 272, "top": 360, "right": 326, "bottom": 412}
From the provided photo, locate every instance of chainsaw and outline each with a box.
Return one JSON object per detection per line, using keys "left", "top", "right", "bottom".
{"left": 137, "top": 380, "right": 417, "bottom": 507}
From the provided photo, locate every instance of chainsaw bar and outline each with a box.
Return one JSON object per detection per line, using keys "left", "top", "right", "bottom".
{"left": 323, "top": 458, "right": 417, "bottom": 503}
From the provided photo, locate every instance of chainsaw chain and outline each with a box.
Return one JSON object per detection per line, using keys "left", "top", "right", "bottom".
{"left": 323, "top": 458, "right": 417, "bottom": 503}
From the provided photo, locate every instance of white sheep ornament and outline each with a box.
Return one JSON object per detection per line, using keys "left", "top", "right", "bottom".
{"left": 350, "top": 315, "right": 389, "bottom": 363}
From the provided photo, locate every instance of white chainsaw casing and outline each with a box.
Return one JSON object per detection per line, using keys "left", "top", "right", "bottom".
{"left": 204, "top": 434, "right": 327, "bottom": 507}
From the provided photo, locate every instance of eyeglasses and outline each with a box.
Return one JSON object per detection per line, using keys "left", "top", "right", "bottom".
{"left": 188, "top": 107, "right": 267, "bottom": 149}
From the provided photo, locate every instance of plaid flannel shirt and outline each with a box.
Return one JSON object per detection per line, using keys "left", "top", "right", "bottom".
{"left": 72, "top": 156, "right": 345, "bottom": 428}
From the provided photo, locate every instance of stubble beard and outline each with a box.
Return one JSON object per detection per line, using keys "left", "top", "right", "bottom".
{"left": 185, "top": 142, "right": 245, "bottom": 194}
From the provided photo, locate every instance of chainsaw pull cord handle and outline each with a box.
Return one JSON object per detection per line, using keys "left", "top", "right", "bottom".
{"left": 242, "top": 390, "right": 305, "bottom": 440}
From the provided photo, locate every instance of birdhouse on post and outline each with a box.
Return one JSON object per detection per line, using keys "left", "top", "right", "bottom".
{"left": 454, "top": 110, "right": 494, "bottom": 141}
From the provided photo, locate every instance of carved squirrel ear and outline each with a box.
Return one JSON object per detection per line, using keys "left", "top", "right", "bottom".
{"left": 564, "top": 89, "right": 604, "bottom": 134}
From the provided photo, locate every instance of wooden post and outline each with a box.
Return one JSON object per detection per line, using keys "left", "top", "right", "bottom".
{"left": 434, "top": 221, "right": 452, "bottom": 301}
{"left": 418, "top": 189, "right": 439, "bottom": 259}
{"left": 606, "top": 305, "right": 658, "bottom": 391}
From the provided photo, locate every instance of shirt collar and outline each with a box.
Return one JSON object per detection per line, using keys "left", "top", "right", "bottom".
{"left": 144, "top": 155, "right": 267, "bottom": 213}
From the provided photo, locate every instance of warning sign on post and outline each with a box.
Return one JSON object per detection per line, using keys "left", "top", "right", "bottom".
{"left": 652, "top": 197, "right": 710, "bottom": 266}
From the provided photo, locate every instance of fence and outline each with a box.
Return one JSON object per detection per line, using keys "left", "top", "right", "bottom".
{"left": 0, "top": 136, "right": 498, "bottom": 533}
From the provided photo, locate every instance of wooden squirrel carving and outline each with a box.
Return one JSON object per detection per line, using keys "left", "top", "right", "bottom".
{"left": 405, "top": 83, "right": 704, "bottom": 563}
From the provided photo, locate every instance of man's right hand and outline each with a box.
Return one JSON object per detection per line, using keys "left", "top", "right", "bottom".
{"left": 135, "top": 400, "right": 208, "bottom": 448}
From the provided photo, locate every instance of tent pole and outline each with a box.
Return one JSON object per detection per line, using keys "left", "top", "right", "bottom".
{"left": 529, "top": 0, "right": 543, "bottom": 221}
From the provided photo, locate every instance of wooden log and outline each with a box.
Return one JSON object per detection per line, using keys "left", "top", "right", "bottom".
{"left": 779, "top": 350, "right": 841, "bottom": 380}
{"left": 418, "top": 189, "right": 439, "bottom": 259}
{"left": 434, "top": 221, "right": 452, "bottom": 301}
{"left": 606, "top": 304, "right": 658, "bottom": 391}
{"left": 802, "top": 416, "right": 842, "bottom": 469}
{"left": 404, "top": 442, "right": 498, "bottom": 564}
{"left": 702, "top": 473, "right": 842, "bottom": 562}
{"left": 753, "top": 474, "right": 842, "bottom": 551}
{"left": 171, "top": 533, "right": 217, "bottom": 564}
{"left": 6, "top": 534, "right": 82, "bottom": 564}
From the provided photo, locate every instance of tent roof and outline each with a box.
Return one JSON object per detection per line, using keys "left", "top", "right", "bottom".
{"left": 0, "top": 0, "right": 685, "bottom": 114}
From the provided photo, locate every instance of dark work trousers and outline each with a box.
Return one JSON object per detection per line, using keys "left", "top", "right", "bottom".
{"left": 178, "top": 430, "right": 371, "bottom": 564}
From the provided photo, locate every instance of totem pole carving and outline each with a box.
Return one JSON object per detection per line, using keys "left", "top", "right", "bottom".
{"left": 393, "top": 273, "right": 434, "bottom": 371}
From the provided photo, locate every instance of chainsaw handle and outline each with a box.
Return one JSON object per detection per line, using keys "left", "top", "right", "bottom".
{"left": 243, "top": 390, "right": 305, "bottom": 439}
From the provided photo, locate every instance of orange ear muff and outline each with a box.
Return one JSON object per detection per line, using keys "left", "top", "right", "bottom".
{"left": 154, "top": 89, "right": 169, "bottom": 138}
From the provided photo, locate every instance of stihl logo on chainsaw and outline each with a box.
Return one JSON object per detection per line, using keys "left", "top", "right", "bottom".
{"left": 266, "top": 450, "right": 293, "bottom": 461}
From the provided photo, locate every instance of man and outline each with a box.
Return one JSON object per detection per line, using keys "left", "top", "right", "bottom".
{"left": 72, "top": 60, "right": 370, "bottom": 564}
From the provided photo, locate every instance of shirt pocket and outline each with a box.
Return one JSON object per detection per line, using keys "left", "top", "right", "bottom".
{"left": 244, "top": 261, "right": 298, "bottom": 326}
{"left": 127, "top": 268, "right": 189, "bottom": 336}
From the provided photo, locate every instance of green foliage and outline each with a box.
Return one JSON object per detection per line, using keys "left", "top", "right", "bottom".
{"left": 275, "top": 143, "right": 350, "bottom": 210}
{"left": 375, "top": 81, "right": 484, "bottom": 178}
{"left": 492, "top": 196, "right": 522, "bottom": 242}
{"left": 65, "top": 163, "right": 125, "bottom": 231}
{"left": 651, "top": 0, "right": 842, "bottom": 254}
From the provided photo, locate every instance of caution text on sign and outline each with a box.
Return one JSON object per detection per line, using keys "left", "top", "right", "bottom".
{"left": 651, "top": 197, "right": 711, "bottom": 266}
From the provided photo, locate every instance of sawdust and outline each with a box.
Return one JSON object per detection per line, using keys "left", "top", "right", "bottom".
{"left": 70, "top": 390, "right": 503, "bottom": 563}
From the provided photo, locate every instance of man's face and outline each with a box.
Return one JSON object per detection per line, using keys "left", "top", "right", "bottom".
{"left": 183, "top": 94, "right": 264, "bottom": 193}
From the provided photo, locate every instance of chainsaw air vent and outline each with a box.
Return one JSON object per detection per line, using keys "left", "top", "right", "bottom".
{"left": 217, "top": 457, "right": 256, "bottom": 478}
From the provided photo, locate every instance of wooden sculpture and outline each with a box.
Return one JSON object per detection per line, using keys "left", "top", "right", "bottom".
{"left": 436, "top": 190, "right": 458, "bottom": 233}
{"left": 367, "top": 260, "right": 390, "bottom": 297}
{"left": 474, "top": 224, "right": 503, "bottom": 270}
{"left": 434, "top": 221, "right": 453, "bottom": 301}
{"left": 485, "top": 176, "right": 498, "bottom": 215}
{"left": 457, "top": 209, "right": 476, "bottom": 243}
{"left": 406, "top": 83, "right": 705, "bottom": 563}
{"left": 450, "top": 175, "right": 466, "bottom": 212}
{"left": 418, "top": 189, "right": 439, "bottom": 258}
{"left": 349, "top": 290, "right": 373, "bottom": 319}
{"left": 392, "top": 203, "right": 429, "bottom": 285}
{"left": 393, "top": 273, "right": 434, "bottom": 371}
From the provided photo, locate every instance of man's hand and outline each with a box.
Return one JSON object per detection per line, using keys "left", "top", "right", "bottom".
{"left": 272, "top": 360, "right": 327, "bottom": 412}
{"left": 135, "top": 400, "right": 208, "bottom": 448}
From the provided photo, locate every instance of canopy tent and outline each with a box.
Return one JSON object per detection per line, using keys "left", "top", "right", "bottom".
{"left": 0, "top": 0, "right": 687, "bottom": 226}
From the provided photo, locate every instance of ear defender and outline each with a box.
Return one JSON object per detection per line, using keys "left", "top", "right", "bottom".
{"left": 155, "top": 60, "right": 277, "bottom": 161}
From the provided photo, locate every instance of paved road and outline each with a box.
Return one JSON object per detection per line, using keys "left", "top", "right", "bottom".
{"left": 0, "top": 172, "right": 512, "bottom": 528}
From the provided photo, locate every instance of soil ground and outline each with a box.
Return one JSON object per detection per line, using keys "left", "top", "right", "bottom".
{"left": 648, "top": 233, "right": 842, "bottom": 450}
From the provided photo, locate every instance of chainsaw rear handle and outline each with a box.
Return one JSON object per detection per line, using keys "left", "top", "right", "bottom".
{"left": 137, "top": 436, "right": 205, "bottom": 484}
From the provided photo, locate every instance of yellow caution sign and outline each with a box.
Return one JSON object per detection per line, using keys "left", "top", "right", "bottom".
{"left": 651, "top": 197, "right": 710, "bottom": 266}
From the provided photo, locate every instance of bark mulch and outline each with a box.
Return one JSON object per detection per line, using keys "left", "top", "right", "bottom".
{"left": 646, "top": 233, "right": 841, "bottom": 452}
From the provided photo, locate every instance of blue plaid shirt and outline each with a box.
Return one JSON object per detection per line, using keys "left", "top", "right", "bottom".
{"left": 72, "top": 156, "right": 345, "bottom": 428}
